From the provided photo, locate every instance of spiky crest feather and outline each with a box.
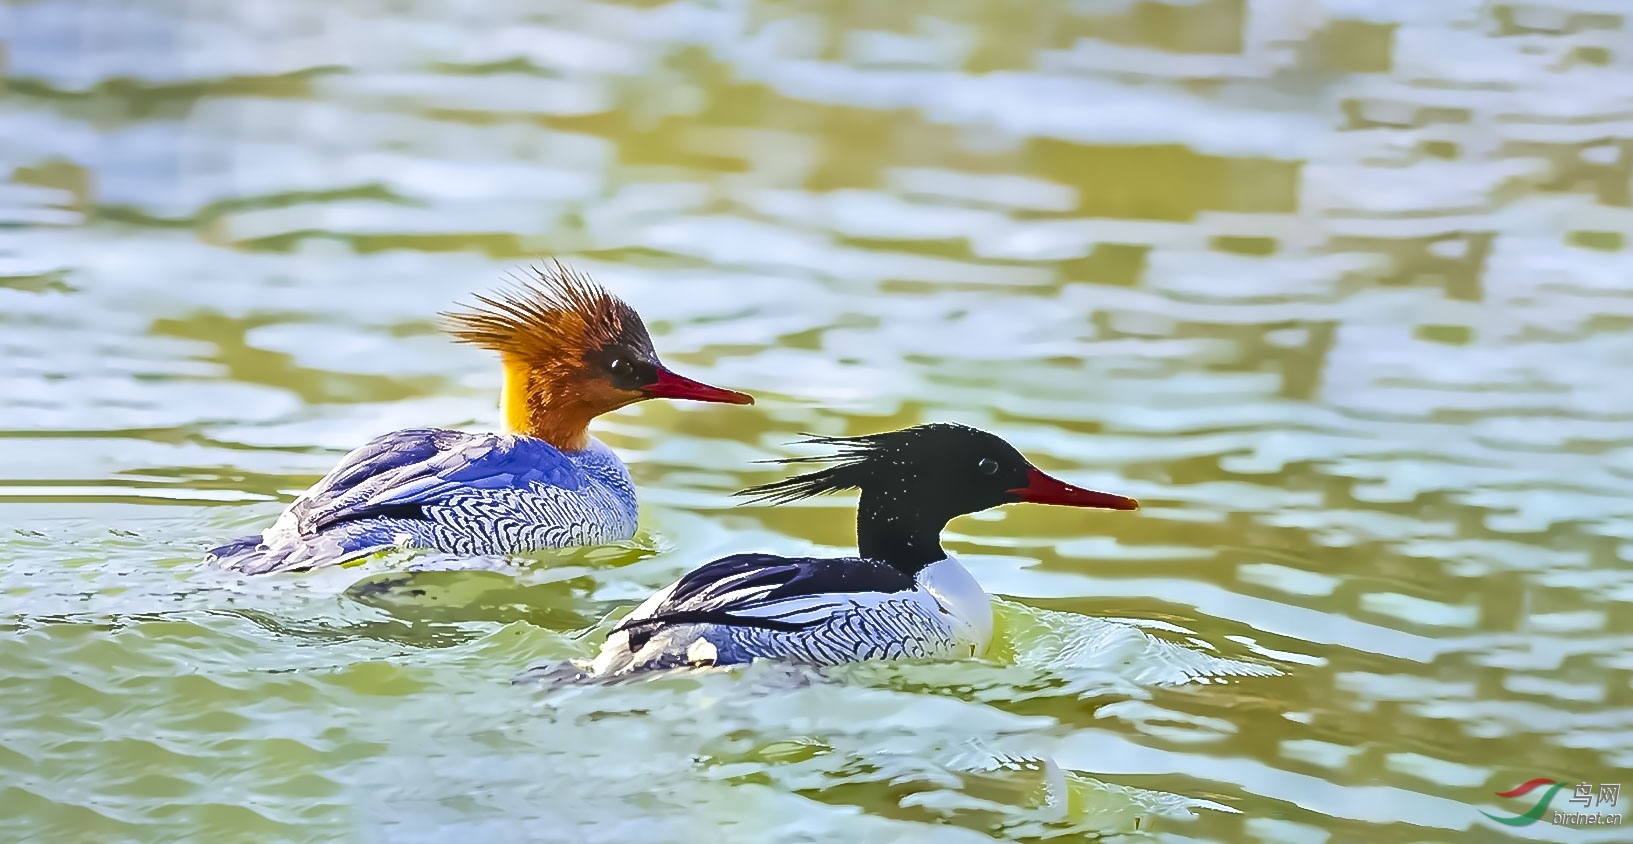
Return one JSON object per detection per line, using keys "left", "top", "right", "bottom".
{"left": 735, "top": 423, "right": 980, "bottom": 504}
{"left": 441, "top": 261, "right": 653, "bottom": 364}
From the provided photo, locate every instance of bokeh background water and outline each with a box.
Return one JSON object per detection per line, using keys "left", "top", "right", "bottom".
{"left": 4, "top": 0, "right": 1632, "bottom": 841}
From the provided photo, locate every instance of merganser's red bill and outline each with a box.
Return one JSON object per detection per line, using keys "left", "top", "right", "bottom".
{"left": 643, "top": 366, "right": 754, "bottom": 405}
{"left": 1009, "top": 467, "right": 1138, "bottom": 510}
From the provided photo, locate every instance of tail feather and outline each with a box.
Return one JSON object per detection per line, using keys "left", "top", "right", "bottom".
{"left": 206, "top": 530, "right": 394, "bottom": 574}
{"left": 206, "top": 534, "right": 265, "bottom": 565}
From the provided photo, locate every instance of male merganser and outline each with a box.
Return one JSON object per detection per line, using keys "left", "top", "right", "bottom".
{"left": 581, "top": 423, "right": 1138, "bottom": 677}
{"left": 209, "top": 263, "right": 753, "bottom": 574}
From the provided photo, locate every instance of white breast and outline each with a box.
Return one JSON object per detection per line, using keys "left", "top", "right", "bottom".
{"left": 915, "top": 556, "right": 994, "bottom": 657}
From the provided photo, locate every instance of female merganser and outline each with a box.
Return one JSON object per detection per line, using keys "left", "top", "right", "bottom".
{"left": 209, "top": 263, "right": 753, "bottom": 574}
{"left": 581, "top": 423, "right": 1138, "bottom": 677}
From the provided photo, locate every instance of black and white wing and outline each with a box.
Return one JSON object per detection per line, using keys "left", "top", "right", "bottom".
{"left": 614, "top": 553, "right": 914, "bottom": 651}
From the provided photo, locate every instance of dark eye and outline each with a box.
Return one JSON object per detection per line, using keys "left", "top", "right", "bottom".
{"left": 602, "top": 353, "right": 655, "bottom": 390}
{"left": 977, "top": 457, "right": 999, "bottom": 475}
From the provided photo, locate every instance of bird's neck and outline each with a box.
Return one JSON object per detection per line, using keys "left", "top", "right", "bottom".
{"left": 500, "top": 360, "right": 593, "bottom": 452}
{"left": 855, "top": 487, "right": 948, "bottom": 575}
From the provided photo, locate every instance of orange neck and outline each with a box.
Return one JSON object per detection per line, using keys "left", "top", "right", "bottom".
{"left": 499, "top": 359, "right": 594, "bottom": 452}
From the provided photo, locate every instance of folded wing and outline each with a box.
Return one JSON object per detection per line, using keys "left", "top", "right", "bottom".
{"left": 213, "top": 428, "right": 589, "bottom": 572}
{"left": 615, "top": 553, "right": 914, "bottom": 650}
{"left": 280, "top": 428, "right": 582, "bottom": 535}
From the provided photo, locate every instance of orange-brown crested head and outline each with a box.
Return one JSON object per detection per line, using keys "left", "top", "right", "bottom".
{"left": 443, "top": 262, "right": 753, "bottom": 450}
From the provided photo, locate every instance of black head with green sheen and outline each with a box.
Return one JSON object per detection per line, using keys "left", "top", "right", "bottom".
{"left": 739, "top": 423, "right": 1138, "bottom": 570}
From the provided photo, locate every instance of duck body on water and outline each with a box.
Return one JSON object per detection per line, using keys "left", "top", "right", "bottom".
{"left": 582, "top": 424, "right": 1139, "bottom": 677}
{"left": 208, "top": 264, "right": 752, "bottom": 574}
{"left": 210, "top": 431, "right": 643, "bottom": 574}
